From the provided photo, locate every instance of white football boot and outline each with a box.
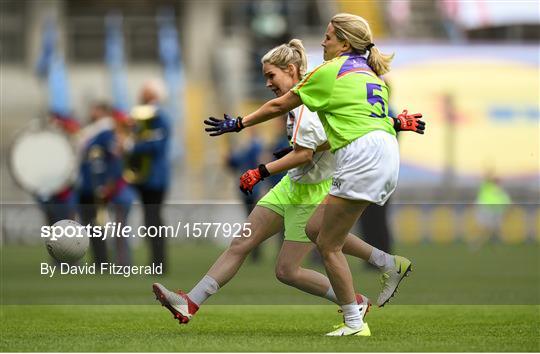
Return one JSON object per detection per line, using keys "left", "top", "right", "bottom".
{"left": 153, "top": 283, "right": 199, "bottom": 324}
{"left": 377, "top": 255, "right": 412, "bottom": 307}
{"left": 326, "top": 322, "right": 371, "bottom": 336}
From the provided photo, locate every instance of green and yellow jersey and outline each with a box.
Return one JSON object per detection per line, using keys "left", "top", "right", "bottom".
{"left": 292, "top": 53, "right": 395, "bottom": 152}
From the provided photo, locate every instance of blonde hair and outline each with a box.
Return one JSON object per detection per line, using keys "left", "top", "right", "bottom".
{"left": 331, "top": 13, "right": 394, "bottom": 76}
{"left": 261, "top": 39, "right": 308, "bottom": 77}
{"left": 141, "top": 78, "right": 168, "bottom": 103}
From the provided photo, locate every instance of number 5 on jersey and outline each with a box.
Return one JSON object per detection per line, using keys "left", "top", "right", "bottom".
{"left": 366, "top": 83, "right": 386, "bottom": 118}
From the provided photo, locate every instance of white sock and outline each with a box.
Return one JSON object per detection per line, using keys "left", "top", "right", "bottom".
{"left": 369, "top": 248, "right": 395, "bottom": 272}
{"left": 324, "top": 286, "right": 339, "bottom": 304}
{"left": 341, "top": 302, "right": 362, "bottom": 329}
{"left": 187, "top": 275, "right": 220, "bottom": 306}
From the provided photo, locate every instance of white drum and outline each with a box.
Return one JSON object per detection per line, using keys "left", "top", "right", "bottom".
{"left": 9, "top": 121, "right": 77, "bottom": 198}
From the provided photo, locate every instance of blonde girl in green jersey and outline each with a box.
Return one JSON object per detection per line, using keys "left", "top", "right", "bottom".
{"left": 154, "top": 37, "right": 423, "bottom": 332}
{"left": 153, "top": 39, "right": 371, "bottom": 328}
{"left": 204, "top": 14, "right": 424, "bottom": 336}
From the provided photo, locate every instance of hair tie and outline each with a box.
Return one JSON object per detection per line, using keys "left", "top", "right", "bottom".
{"left": 365, "top": 43, "right": 375, "bottom": 51}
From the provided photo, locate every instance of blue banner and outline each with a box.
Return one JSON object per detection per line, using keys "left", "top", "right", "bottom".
{"left": 35, "top": 17, "right": 71, "bottom": 118}
{"left": 105, "top": 13, "right": 130, "bottom": 114}
{"left": 157, "top": 8, "right": 184, "bottom": 160}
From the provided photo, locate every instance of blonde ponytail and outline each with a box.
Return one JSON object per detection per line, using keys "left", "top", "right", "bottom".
{"left": 331, "top": 13, "right": 394, "bottom": 76}
{"left": 286, "top": 39, "right": 308, "bottom": 76}
{"left": 261, "top": 38, "right": 308, "bottom": 77}
{"left": 366, "top": 46, "right": 393, "bottom": 76}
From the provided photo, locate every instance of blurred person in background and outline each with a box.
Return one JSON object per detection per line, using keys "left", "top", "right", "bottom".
{"left": 123, "top": 80, "right": 171, "bottom": 273}
{"left": 227, "top": 128, "right": 265, "bottom": 263}
{"left": 154, "top": 38, "right": 424, "bottom": 331}
{"left": 437, "top": 0, "right": 465, "bottom": 42}
{"left": 475, "top": 171, "right": 511, "bottom": 243}
{"left": 78, "top": 101, "right": 135, "bottom": 266}
{"left": 386, "top": 0, "right": 411, "bottom": 39}
{"left": 108, "top": 111, "right": 137, "bottom": 266}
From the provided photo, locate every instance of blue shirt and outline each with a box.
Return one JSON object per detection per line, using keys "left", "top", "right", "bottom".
{"left": 79, "top": 126, "right": 123, "bottom": 197}
{"left": 131, "top": 108, "right": 171, "bottom": 190}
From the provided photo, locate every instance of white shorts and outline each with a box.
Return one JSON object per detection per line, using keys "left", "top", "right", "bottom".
{"left": 330, "top": 130, "right": 399, "bottom": 205}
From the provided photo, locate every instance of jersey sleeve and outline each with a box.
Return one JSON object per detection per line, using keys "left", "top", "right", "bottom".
{"left": 291, "top": 59, "right": 340, "bottom": 112}
{"left": 292, "top": 106, "right": 328, "bottom": 151}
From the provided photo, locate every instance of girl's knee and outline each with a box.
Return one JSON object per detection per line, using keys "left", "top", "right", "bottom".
{"left": 275, "top": 263, "right": 299, "bottom": 285}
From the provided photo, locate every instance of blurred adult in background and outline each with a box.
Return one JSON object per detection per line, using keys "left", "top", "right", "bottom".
{"left": 78, "top": 102, "right": 135, "bottom": 266}
{"left": 108, "top": 111, "right": 136, "bottom": 266}
{"left": 437, "top": 0, "right": 465, "bottom": 42}
{"left": 227, "top": 128, "right": 265, "bottom": 262}
{"left": 386, "top": 0, "right": 411, "bottom": 39}
{"left": 476, "top": 172, "right": 511, "bottom": 242}
{"left": 123, "top": 80, "right": 171, "bottom": 272}
{"left": 78, "top": 102, "right": 111, "bottom": 265}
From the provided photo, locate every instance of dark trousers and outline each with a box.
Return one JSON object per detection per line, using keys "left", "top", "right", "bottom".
{"left": 79, "top": 194, "right": 108, "bottom": 265}
{"left": 359, "top": 202, "right": 392, "bottom": 259}
{"left": 135, "top": 186, "right": 167, "bottom": 272}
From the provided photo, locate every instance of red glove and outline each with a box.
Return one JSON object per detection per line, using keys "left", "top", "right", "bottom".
{"left": 394, "top": 109, "right": 425, "bottom": 134}
{"left": 239, "top": 165, "right": 270, "bottom": 195}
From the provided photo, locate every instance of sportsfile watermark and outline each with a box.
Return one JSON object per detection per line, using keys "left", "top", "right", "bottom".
{"left": 41, "top": 221, "right": 252, "bottom": 241}
{"left": 2, "top": 203, "right": 538, "bottom": 305}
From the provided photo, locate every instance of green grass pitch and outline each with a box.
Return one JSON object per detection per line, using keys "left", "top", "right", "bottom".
{"left": 1, "top": 242, "right": 539, "bottom": 351}
{"left": 2, "top": 305, "right": 538, "bottom": 352}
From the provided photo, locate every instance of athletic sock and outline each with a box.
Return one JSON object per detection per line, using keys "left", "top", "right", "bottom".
{"left": 187, "top": 275, "right": 220, "bottom": 306}
{"left": 341, "top": 302, "right": 363, "bottom": 329}
{"left": 368, "top": 247, "right": 395, "bottom": 272}
{"left": 324, "top": 286, "right": 339, "bottom": 304}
